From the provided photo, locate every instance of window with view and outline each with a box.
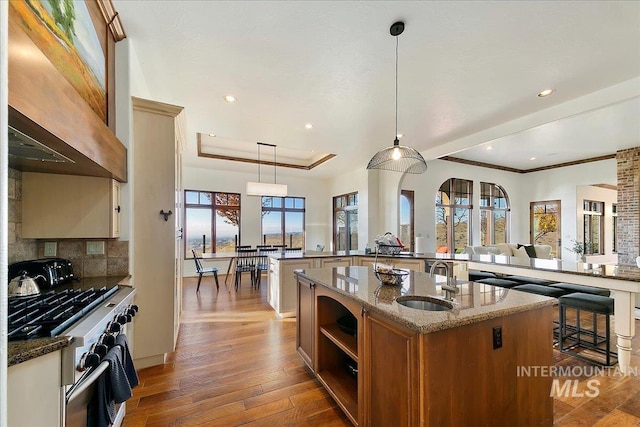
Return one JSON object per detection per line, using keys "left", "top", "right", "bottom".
{"left": 185, "top": 190, "right": 240, "bottom": 257}
{"left": 435, "top": 179, "right": 472, "bottom": 253}
{"left": 261, "top": 196, "right": 305, "bottom": 248}
{"left": 583, "top": 200, "right": 604, "bottom": 255}
{"left": 479, "top": 182, "right": 510, "bottom": 246}
{"left": 530, "top": 200, "right": 561, "bottom": 257}
{"left": 334, "top": 192, "right": 358, "bottom": 251}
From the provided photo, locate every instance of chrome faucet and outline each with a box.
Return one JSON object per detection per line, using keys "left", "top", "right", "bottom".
{"left": 429, "top": 260, "right": 459, "bottom": 301}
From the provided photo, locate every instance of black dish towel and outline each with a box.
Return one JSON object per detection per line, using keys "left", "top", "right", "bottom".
{"left": 88, "top": 347, "right": 133, "bottom": 427}
{"left": 116, "top": 333, "right": 139, "bottom": 388}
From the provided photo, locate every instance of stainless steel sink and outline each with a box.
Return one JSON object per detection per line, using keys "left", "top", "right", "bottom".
{"left": 395, "top": 296, "right": 454, "bottom": 311}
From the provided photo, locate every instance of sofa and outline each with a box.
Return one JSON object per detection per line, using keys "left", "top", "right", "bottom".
{"left": 463, "top": 243, "right": 553, "bottom": 259}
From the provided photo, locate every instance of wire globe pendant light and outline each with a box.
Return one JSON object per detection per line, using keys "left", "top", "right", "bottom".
{"left": 366, "top": 21, "right": 427, "bottom": 174}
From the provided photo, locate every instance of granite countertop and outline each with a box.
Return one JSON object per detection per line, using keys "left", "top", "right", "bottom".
{"left": 7, "top": 275, "right": 131, "bottom": 367}
{"left": 295, "top": 266, "right": 554, "bottom": 334}
{"left": 8, "top": 337, "right": 72, "bottom": 367}
{"left": 273, "top": 250, "right": 640, "bottom": 282}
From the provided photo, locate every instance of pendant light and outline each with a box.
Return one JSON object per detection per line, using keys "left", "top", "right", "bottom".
{"left": 366, "top": 21, "right": 428, "bottom": 174}
{"left": 246, "top": 142, "right": 288, "bottom": 197}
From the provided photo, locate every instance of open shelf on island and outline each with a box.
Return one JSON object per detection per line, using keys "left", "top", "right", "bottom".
{"left": 317, "top": 368, "right": 358, "bottom": 425}
{"left": 320, "top": 324, "right": 358, "bottom": 361}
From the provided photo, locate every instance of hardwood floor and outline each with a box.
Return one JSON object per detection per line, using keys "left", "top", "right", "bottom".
{"left": 124, "top": 276, "right": 640, "bottom": 426}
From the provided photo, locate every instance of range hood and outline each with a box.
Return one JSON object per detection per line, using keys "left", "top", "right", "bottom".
{"left": 8, "top": 126, "right": 74, "bottom": 163}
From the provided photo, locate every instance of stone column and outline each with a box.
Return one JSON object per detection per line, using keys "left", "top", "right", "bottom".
{"left": 616, "top": 147, "right": 640, "bottom": 265}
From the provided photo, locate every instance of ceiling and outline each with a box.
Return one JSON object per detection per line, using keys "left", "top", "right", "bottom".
{"left": 113, "top": 1, "right": 640, "bottom": 180}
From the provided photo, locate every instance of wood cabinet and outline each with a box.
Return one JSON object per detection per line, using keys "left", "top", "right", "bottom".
{"left": 268, "top": 258, "right": 315, "bottom": 317}
{"left": 7, "top": 350, "right": 62, "bottom": 427}
{"left": 318, "top": 256, "right": 353, "bottom": 268}
{"left": 298, "top": 275, "right": 553, "bottom": 426}
{"left": 362, "top": 311, "right": 420, "bottom": 427}
{"left": 22, "top": 173, "right": 121, "bottom": 238}
{"left": 356, "top": 256, "right": 424, "bottom": 272}
{"left": 314, "top": 285, "right": 363, "bottom": 426}
{"left": 131, "top": 97, "right": 185, "bottom": 369}
{"left": 296, "top": 276, "right": 315, "bottom": 368}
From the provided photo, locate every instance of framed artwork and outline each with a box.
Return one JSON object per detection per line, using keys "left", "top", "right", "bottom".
{"left": 10, "top": 0, "right": 108, "bottom": 122}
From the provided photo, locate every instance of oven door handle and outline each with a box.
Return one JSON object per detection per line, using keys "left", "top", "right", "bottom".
{"left": 66, "top": 360, "right": 110, "bottom": 404}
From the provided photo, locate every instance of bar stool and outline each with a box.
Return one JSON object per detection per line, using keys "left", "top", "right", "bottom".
{"left": 468, "top": 270, "right": 497, "bottom": 282}
{"left": 558, "top": 292, "right": 617, "bottom": 366}
{"left": 505, "top": 275, "right": 557, "bottom": 286}
{"left": 549, "top": 283, "right": 610, "bottom": 297}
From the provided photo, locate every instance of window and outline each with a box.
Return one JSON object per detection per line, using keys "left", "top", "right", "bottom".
{"left": 185, "top": 190, "right": 240, "bottom": 256}
{"left": 399, "top": 190, "right": 414, "bottom": 251}
{"left": 612, "top": 203, "right": 617, "bottom": 253}
{"left": 583, "top": 200, "right": 604, "bottom": 255}
{"left": 334, "top": 192, "right": 358, "bottom": 251}
{"left": 479, "top": 183, "right": 510, "bottom": 245}
{"left": 261, "top": 196, "right": 305, "bottom": 248}
{"left": 530, "top": 200, "right": 561, "bottom": 257}
{"left": 435, "top": 179, "right": 472, "bottom": 253}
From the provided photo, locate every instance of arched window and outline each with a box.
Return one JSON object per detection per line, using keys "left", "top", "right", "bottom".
{"left": 480, "top": 183, "right": 510, "bottom": 245}
{"left": 435, "top": 178, "right": 472, "bottom": 253}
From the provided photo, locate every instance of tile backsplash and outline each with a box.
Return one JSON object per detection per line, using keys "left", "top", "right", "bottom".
{"left": 8, "top": 168, "right": 129, "bottom": 278}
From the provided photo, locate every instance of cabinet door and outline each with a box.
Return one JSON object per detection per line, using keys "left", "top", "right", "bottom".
{"left": 22, "top": 173, "right": 115, "bottom": 238}
{"left": 319, "top": 257, "right": 352, "bottom": 268}
{"left": 356, "top": 257, "right": 377, "bottom": 269}
{"left": 296, "top": 277, "right": 315, "bottom": 369}
{"left": 392, "top": 259, "right": 425, "bottom": 272}
{"left": 363, "top": 311, "right": 420, "bottom": 427}
{"left": 279, "top": 260, "right": 315, "bottom": 315}
{"left": 111, "top": 179, "right": 121, "bottom": 237}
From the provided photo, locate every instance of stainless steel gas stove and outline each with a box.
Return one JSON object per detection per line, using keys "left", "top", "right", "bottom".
{"left": 8, "top": 258, "right": 138, "bottom": 427}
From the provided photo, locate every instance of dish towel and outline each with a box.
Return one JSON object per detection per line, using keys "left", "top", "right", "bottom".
{"left": 88, "top": 347, "right": 133, "bottom": 427}
{"left": 116, "top": 333, "right": 139, "bottom": 388}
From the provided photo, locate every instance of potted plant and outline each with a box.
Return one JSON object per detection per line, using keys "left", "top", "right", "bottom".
{"left": 566, "top": 239, "right": 593, "bottom": 262}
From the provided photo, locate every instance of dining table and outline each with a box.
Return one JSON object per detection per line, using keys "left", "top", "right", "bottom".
{"left": 200, "top": 252, "right": 240, "bottom": 291}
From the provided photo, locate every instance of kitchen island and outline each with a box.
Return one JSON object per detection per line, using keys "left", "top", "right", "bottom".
{"left": 295, "top": 266, "right": 555, "bottom": 426}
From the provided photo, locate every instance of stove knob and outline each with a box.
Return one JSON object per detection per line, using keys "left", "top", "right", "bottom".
{"left": 117, "top": 314, "right": 128, "bottom": 325}
{"left": 94, "top": 343, "right": 108, "bottom": 358}
{"left": 126, "top": 307, "right": 137, "bottom": 317}
{"left": 130, "top": 304, "right": 139, "bottom": 313}
{"left": 109, "top": 322, "right": 121, "bottom": 333}
{"left": 103, "top": 334, "right": 116, "bottom": 348}
{"left": 83, "top": 353, "right": 100, "bottom": 370}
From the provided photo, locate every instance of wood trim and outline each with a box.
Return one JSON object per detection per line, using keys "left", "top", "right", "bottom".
{"left": 132, "top": 97, "right": 184, "bottom": 117}
{"left": 197, "top": 138, "right": 336, "bottom": 170}
{"left": 96, "top": 0, "right": 127, "bottom": 41}
{"left": 441, "top": 153, "right": 617, "bottom": 174}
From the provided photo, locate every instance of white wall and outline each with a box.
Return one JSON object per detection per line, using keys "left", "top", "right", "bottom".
{"left": 523, "top": 159, "right": 617, "bottom": 260}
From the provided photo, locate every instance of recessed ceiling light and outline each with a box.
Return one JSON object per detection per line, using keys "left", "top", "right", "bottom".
{"left": 305, "top": 123, "right": 313, "bottom": 129}
{"left": 396, "top": 133, "right": 403, "bottom": 139}
{"left": 486, "top": 146, "right": 493, "bottom": 151}
{"left": 208, "top": 133, "right": 216, "bottom": 137}
{"left": 537, "top": 89, "right": 554, "bottom": 97}
{"left": 224, "top": 95, "right": 236, "bottom": 103}
{"left": 530, "top": 157, "right": 536, "bottom": 160}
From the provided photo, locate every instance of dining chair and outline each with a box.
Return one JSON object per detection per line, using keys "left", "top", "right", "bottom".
{"left": 192, "top": 249, "right": 219, "bottom": 292}
{"left": 285, "top": 247, "right": 302, "bottom": 252}
{"left": 235, "top": 245, "right": 252, "bottom": 250}
{"left": 254, "top": 248, "right": 278, "bottom": 288}
{"left": 235, "top": 248, "right": 258, "bottom": 290}
{"left": 256, "top": 244, "right": 272, "bottom": 249}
